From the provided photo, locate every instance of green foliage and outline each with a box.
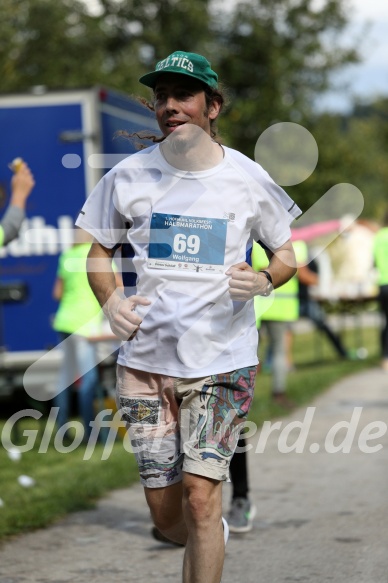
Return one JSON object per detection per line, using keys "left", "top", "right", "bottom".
{"left": 0, "top": 0, "right": 214, "bottom": 94}
{"left": 216, "top": 0, "right": 358, "bottom": 154}
{"left": 287, "top": 100, "right": 388, "bottom": 218}
{"left": 1, "top": 0, "right": 357, "bottom": 100}
{"left": 0, "top": 0, "right": 109, "bottom": 91}
{"left": 1, "top": 0, "right": 386, "bottom": 217}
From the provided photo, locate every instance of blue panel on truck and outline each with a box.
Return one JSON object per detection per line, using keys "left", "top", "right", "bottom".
{"left": 0, "top": 88, "right": 161, "bottom": 356}
{"left": 0, "top": 102, "right": 85, "bottom": 351}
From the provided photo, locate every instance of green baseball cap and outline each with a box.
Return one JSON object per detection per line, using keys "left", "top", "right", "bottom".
{"left": 139, "top": 51, "right": 218, "bottom": 89}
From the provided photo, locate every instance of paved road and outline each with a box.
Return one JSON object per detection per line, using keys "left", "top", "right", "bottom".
{"left": 0, "top": 368, "right": 387, "bottom": 583}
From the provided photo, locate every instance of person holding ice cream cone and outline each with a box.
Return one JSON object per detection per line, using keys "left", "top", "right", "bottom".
{"left": 0, "top": 158, "right": 35, "bottom": 247}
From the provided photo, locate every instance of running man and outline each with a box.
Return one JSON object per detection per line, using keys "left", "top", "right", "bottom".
{"left": 76, "top": 51, "right": 300, "bottom": 583}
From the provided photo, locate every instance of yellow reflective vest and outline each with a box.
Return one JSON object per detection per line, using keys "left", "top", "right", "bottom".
{"left": 252, "top": 240, "right": 308, "bottom": 326}
{"left": 373, "top": 227, "right": 388, "bottom": 286}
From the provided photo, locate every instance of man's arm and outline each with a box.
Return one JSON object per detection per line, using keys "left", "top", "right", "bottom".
{"left": 87, "top": 241, "right": 150, "bottom": 340}
{"left": 226, "top": 239, "right": 297, "bottom": 301}
{"left": 0, "top": 162, "right": 35, "bottom": 246}
{"left": 10, "top": 162, "right": 35, "bottom": 210}
{"left": 87, "top": 241, "right": 117, "bottom": 306}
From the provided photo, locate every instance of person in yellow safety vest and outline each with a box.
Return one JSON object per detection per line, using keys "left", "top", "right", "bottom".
{"left": 373, "top": 209, "right": 388, "bottom": 372}
{"left": 228, "top": 238, "right": 348, "bottom": 535}
{"left": 252, "top": 239, "right": 307, "bottom": 407}
{"left": 224, "top": 239, "right": 304, "bottom": 532}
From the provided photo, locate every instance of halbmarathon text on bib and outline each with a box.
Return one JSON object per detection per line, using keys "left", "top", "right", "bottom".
{"left": 148, "top": 213, "right": 228, "bottom": 273}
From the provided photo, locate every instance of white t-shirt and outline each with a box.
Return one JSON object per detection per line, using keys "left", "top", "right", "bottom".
{"left": 76, "top": 144, "right": 301, "bottom": 377}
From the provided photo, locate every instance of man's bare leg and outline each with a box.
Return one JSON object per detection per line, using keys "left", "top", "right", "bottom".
{"left": 145, "top": 473, "right": 225, "bottom": 583}
{"left": 145, "top": 481, "right": 188, "bottom": 545}
{"left": 182, "top": 472, "right": 224, "bottom": 583}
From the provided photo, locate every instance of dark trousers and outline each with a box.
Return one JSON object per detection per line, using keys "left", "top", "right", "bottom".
{"left": 229, "top": 437, "right": 249, "bottom": 499}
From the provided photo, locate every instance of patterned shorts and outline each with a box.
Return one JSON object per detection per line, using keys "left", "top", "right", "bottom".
{"left": 116, "top": 365, "right": 256, "bottom": 488}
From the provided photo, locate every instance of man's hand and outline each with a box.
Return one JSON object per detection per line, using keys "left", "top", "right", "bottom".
{"left": 226, "top": 262, "right": 272, "bottom": 301}
{"left": 104, "top": 292, "right": 151, "bottom": 340}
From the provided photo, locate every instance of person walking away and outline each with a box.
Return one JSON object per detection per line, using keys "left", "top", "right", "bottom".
{"left": 226, "top": 241, "right": 305, "bottom": 532}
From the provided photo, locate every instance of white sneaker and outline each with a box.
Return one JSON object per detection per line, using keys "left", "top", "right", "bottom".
{"left": 222, "top": 517, "right": 229, "bottom": 545}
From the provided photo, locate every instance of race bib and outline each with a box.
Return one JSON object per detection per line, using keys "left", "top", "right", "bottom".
{"left": 148, "top": 213, "right": 228, "bottom": 273}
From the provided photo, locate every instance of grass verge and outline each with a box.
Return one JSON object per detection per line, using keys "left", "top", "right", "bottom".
{"left": 0, "top": 436, "right": 138, "bottom": 541}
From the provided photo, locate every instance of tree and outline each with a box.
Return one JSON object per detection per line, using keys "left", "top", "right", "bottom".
{"left": 0, "top": 0, "right": 111, "bottom": 92}
{"left": 285, "top": 99, "right": 388, "bottom": 219}
{"left": 1, "top": 0, "right": 358, "bottom": 98}
{"left": 0, "top": 0, "right": 213, "bottom": 94}
{"left": 214, "top": 0, "right": 359, "bottom": 156}
{"left": 4, "top": 0, "right": 378, "bottom": 216}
